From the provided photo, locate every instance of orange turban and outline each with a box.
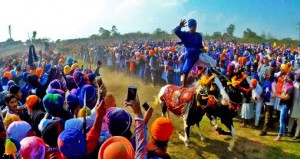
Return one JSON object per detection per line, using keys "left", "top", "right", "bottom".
{"left": 25, "top": 95, "right": 39, "bottom": 112}
{"left": 3, "top": 72, "right": 12, "bottom": 80}
{"left": 220, "top": 53, "right": 226, "bottom": 61}
{"left": 151, "top": 117, "right": 174, "bottom": 141}
{"left": 36, "top": 68, "right": 43, "bottom": 77}
{"left": 98, "top": 136, "right": 134, "bottom": 159}
{"left": 149, "top": 50, "right": 155, "bottom": 56}
{"left": 281, "top": 64, "right": 289, "bottom": 74}
{"left": 251, "top": 79, "right": 258, "bottom": 88}
{"left": 104, "top": 94, "right": 116, "bottom": 109}
{"left": 59, "top": 59, "right": 64, "bottom": 64}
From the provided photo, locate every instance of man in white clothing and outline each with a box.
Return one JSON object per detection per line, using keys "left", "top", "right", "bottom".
{"left": 251, "top": 79, "right": 263, "bottom": 129}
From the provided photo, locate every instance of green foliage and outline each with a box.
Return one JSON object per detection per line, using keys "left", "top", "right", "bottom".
{"left": 111, "top": 25, "right": 120, "bottom": 36}
{"left": 226, "top": 24, "right": 235, "bottom": 37}
{"left": 32, "top": 31, "right": 37, "bottom": 40}
{"left": 99, "top": 27, "right": 111, "bottom": 38}
{"left": 89, "top": 34, "right": 101, "bottom": 39}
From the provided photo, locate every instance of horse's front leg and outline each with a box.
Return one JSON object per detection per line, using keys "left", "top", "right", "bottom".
{"left": 177, "top": 117, "right": 190, "bottom": 147}
{"left": 228, "top": 125, "right": 236, "bottom": 152}
{"left": 161, "top": 100, "right": 167, "bottom": 117}
{"left": 196, "top": 122, "right": 205, "bottom": 141}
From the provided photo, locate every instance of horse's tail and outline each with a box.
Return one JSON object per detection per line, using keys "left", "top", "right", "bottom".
{"left": 158, "top": 85, "right": 169, "bottom": 103}
{"left": 214, "top": 76, "right": 229, "bottom": 104}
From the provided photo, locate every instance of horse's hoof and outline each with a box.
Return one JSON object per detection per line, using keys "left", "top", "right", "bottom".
{"left": 185, "top": 143, "right": 189, "bottom": 148}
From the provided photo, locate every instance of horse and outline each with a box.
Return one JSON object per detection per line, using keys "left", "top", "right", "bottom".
{"left": 158, "top": 70, "right": 252, "bottom": 151}
{"left": 158, "top": 84, "right": 206, "bottom": 148}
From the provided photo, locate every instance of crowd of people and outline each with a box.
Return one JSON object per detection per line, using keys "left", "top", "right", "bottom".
{"left": 0, "top": 43, "right": 176, "bottom": 158}
{"left": 0, "top": 18, "right": 299, "bottom": 159}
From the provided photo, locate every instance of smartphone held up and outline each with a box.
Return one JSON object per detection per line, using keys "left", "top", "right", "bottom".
{"left": 126, "top": 85, "right": 137, "bottom": 102}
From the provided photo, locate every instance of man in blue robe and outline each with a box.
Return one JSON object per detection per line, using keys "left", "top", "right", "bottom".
{"left": 174, "top": 19, "right": 204, "bottom": 87}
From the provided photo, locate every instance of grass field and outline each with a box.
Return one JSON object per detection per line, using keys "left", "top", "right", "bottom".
{"left": 81, "top": 61, "right": 300, "bottom": 159}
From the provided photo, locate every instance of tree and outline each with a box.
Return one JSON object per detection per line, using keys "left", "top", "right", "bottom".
{"left": 243, "top": 28, "right": 259, "bottom": 39}
{"left": 267, "top": 32, "right": 273, "bottom": 40}
{"left": 90, "top": 34, "right": 100, "bottom": 39}
{"left": 111, "top": 25, "right": 120, "bottom": 36}
{"left": 32, "top": 31, "right": 37, "bottom": 40}
{"left": 212, "top": 32, "right": 222, "bottom": 39}
{"left": 226, "top": 24, "right": 235, "bottom": 37}
{"left": 153, "top": 28, "right": 168, "bottom": 36}
{"left": 98, "top": 27, "right": 111, "bottom": 38}
{"left": 261, "top": 31, "right": 266, "bottom": 40}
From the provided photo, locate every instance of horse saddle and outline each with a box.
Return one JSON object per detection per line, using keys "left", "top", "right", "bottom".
{"left": 162, "top": 85, "right": 196, "bottom": 116}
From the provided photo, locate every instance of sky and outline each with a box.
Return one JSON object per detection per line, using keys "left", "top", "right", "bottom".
{"left": 0, "top": 0, "right": 300, "bottom": 42}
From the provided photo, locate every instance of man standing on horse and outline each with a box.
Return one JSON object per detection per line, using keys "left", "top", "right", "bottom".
{"left": 174, "top": 19, "right": 204, "bottom": 87}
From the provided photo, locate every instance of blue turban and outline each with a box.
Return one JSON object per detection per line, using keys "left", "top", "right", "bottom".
{"left": 67, "top": 94, "right": 80, "bottom": 110}
{"left": 87, "top": 73, "right": 95, "bottom": 83}
{"left": 79, "top": 85, "right": 97, "bottom": 109}
{"left": 188, "top": 19, "right": 197, "bottom": 28}
{"left": 67, "top": 57, "right": 74, "bottom": 66}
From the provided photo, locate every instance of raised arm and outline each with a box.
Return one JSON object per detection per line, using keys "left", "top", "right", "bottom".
{"left": 174, "top": 19, "right": 187, "bottom": 41}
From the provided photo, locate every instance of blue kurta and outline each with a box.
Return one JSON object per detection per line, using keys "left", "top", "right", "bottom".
{"left": 174, "top": 26, "right": 204, "bottom": 74}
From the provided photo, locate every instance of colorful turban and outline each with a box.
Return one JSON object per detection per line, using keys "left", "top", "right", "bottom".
{"left": 251, "top": 79, "right": 258, "bottom": 88}
{"left": 4, "top": 114, "right": 21, "bottom": 129}
{"left": 65, "top": 118, "right": 83, "bottom": 131}
{"left": 73, "top": 71, "right": 86, "bottom": 87}
{"left": 87, "top": 73, "right": 95, "bottom": 84}
{"left": 71, "top": 63, "right": 79, "bottom": 71}
{"left": 151, "top": 117, "right": 174, "bottom": 141}
{"left": 42, "top": 93, "right": 65, "bottom": 117}
{"left": 3, "top": 72, "right": 12, "bottom": 80}
{"left": 7, "top": 121, "right": 32, "bottom": 142}
{"left": 67, "top": 57, "right": 74, "bottom": 66}
{"left": 59, "top": 59, "right": 64, "bottom": 64}
{"left": 48, "top": 79, "right": 64, "bottom": 91}
{"left": 5, "top": 137, "right": 20, "bottom": 155}
{"left": 135, "top": 52, "right": 141, "bottom": 57}
{"left": 7, "top": 80, "right": 16, "bottom": 90}
{"left": 58, "top": 128, "right": 86, "bottom": 159}
{"left": 47, "top": 89, "right": 65, "bottom": 99}
{"left": 149, "top": 50, "right": 155, "bottom": 56}
{"left": 36, "top": 68, "right": 43, "bottom": 77}
{"left": 104, "top": 107, "right": 132, "bottom": 136}
{"left": 20, "top": 136, "right": 46, "bottom": 159}
{"left": 80, "top": 85, "right": 97, "bottom": 109}
{"left": 98, "top": 136, "right": 134, "bottom": 159}
{"left": 25, "top": 95, "right": 39, "bottom": 112}
{"left": 67, "top": 94, "right": 80, "bottom": 110}
{"left": 280, "top": 64, "right": 289, "bottom": 74}
{"left": 64, "top": 65, "right": 71, "bottom": 75}
{"left": 78, "top": 107, "right": 91, "bottom": 117}
{"left": 66, "top": 75, "right": 77, "bottom": 91}
{"left": 188, "top": 19, "right": 197, "bottom": 28}
{"left": 10, "top": 70, "right": 16, "bottom": 79}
